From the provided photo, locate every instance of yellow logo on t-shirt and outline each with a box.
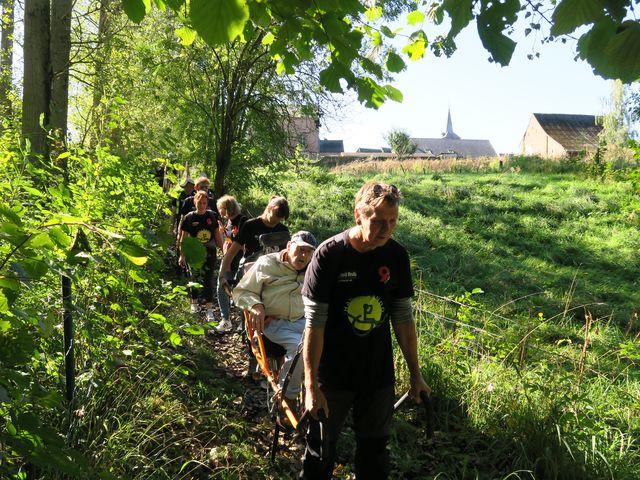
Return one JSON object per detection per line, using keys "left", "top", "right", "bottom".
{"left": 196, "top": 229, "right": 212, "bottom": 244}
{"left": 345, "top": 296, "right": 383, "bottom": 335}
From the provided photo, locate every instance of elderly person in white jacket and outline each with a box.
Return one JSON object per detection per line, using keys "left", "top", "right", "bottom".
{"left": 233, "top": 230, "right": 317, "bottom": 404}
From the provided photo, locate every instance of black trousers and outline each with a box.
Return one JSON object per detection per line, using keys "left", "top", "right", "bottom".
{"left": 300, "top": 386, "right": 394, "bottom": 480}
{"left": 189, "top": 254, "right": 216, "bottom": 303}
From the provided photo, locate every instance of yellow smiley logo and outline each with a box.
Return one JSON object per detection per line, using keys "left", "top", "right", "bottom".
{"left": 196, "top": 229, "right": 212, "bottom": 244}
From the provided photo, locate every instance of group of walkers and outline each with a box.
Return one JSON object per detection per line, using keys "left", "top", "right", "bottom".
{"left": 169, "top": 175, "right": 430, "bottom": 479}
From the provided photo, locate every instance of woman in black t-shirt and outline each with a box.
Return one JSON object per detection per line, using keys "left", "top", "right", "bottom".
{"left": 179, "top": 190, "right": 223, "bottom": 322}
{"left": 218, "top": 195, "right": 290, "bottom": 293}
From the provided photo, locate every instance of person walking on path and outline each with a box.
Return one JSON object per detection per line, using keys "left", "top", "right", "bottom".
{"left": 178, "top": 190, "right": 223, "bottom": 322}
{"left": 300, "top": 181, "right": 430, "bottom": 480}
{"left": 214, "top": 195, "right": 248, "bottom": 333}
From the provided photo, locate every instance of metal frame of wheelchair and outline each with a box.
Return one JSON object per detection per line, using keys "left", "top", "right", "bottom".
{"left": 244, "top": 309, "right": 307, "bottom": 462}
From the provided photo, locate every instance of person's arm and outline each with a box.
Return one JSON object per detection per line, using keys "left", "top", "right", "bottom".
{"left": 392, "top": 318, "right": 431, "bottom": 403}
{"left": 177, "top": 228, "right": 189, "bottom": 266}
{"left": 214, "top": 223, "right": 223, "bottom": 250}
{"left": 219, "top": 241, "right": 242, "bottom": 277}
{"left": 303, "top": 324, "right": 329, "bottom": 418}
{"left": 232, "top": 262, "right": 266, "bottom": 332}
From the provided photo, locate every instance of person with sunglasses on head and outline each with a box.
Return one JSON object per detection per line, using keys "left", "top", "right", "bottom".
{"left": 300, "top": 181, "right": 431, "bottom": 480}
{"left": 216, "top": 196, "right": 290, "bottom": 334}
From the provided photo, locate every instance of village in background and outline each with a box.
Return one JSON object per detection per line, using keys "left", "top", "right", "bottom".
{"left": 288, "top": 110, "right": 604, "bottom": 164}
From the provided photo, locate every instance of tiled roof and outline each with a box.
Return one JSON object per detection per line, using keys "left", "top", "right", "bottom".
{"left": 411, "top": 138, "right": 497, "bottom": 158}
{"left": 533, "top": 113, "right": 602, "bottom": 152}
{"left": 319, "top": 139, "right": 344, "bottom": 153}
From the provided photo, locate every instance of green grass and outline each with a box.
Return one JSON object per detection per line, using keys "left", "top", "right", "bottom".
{"left": 270, "top": 165, "right": 639, "bottom": 326}
{"left": 246, "top": 160, "right": 640, "bottom": 479}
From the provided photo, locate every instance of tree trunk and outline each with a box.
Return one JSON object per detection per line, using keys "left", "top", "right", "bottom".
{"left": 89, "top": 0, "right": 111, "bottom": 147}
{"left": 0, "top": 0, "right": 14, "bottom": 119}
{"left": 22, "top": 0, "right": 50, "bottom": 161}
{"left": 49, "top": 0, "right": 71, "bottom": 136}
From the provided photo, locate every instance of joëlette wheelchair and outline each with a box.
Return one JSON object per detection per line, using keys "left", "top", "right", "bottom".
{"left": 238, "top": 230, "right": 311, "bottom": 461}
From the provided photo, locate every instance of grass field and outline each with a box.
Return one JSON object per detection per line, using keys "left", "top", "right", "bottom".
{"left": 242, "top": 158, "right": 640, "bottom": 478}
{"left": 258, "top": 160, "right": 639, "bottom": 327}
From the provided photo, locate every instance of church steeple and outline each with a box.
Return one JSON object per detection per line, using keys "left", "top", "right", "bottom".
{"left": 442, "top": 108, "right": 461, "bottom": 139}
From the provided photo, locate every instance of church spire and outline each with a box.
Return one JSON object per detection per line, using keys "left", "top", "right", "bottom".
{"left": 442, "top": 108, "right": 461, "bottom": 139}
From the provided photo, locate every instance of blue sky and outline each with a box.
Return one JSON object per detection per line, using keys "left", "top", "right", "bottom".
{"left": 320, "top": 25, "right": 614, "bottom": 154}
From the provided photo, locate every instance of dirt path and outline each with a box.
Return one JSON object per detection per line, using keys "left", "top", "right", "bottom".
{"left": 199, "top": 306, "right": 306, "bottom": 475}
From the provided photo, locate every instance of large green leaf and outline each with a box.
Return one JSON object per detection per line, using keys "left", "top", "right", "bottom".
{"left": 551, "top": 0, "right": 604, "bottom": 36}
{"left": 476, "top": 0, "right": 519, "bottom": 66}
{"left": 577, "top": 18, "right": 620, "bottom": 78}
{"left": 181, "top": 236, "right": 206, "bottom": 269}
{"left": 402, "top": 30, "right": 427, "bottom": 61}
{"left": 0, "top": 204, "right": 22, "bottom": 226}
{"left": 190, "top": 0, "right": 249, "bottom": 46}
{"left": 175, "top": 26, "right": 196, "bottom": 46}
{"left": 602, "top": 20, "right": 640, "bottom": 82}
{"left": 122, "top": 0, "right": 151, "bottom": 24}
{"left": 386, "top": 51, "right": 406, "bottom": 73}
{"left": 11, "top": 258, "right": 48, "bottom": 281}
{"left": 439, "top": 0, "right": 474, "bottom": 38}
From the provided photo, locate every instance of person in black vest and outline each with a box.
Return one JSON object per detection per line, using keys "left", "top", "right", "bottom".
{"left": 300, "top": 181, "right": 430, "bottom": 480}
{"left": 178, "top": 190, "right": 223, "bottom": 322}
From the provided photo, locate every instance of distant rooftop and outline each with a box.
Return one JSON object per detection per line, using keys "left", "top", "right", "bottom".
{"left": 356, "top": 147, "right": 392, "bottom": 153}
{"left": 412, "top": 138, "right": 497, "bottom": 158}
{"left": 533, "top": 113, "right": 602, "bottom": 152}
{"left": 319, "top": 139, "right": 344, "bottom": 153}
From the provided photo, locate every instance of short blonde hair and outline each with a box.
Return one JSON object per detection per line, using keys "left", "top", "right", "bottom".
{"left": 354, "top": 181, "right": 400, "bottom": 217}
{"left": 216, "top": 195, "right": 241, "bottom": 217}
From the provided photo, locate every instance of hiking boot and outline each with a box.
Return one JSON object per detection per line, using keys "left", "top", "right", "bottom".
{"left": 190, "top": 303, "right": 199, "bottom": 314}
{"left": 214, "top": 319, "right": 232, "bottom": 333}
{"left": 206, "top": 310, "right": 216, "bottom": 323}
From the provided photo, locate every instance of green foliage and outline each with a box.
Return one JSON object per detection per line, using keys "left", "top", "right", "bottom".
{"left": 122, "top": 1, "right": 640, "bottom": 112}
{"left": 0, "top": 129, "right": 198, "bottom": 478}
{"left": 384, "top": 128, "right": 417, "bottom": 157}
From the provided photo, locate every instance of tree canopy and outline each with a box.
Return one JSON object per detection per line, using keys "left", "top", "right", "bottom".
{"left": 124, "top": 0, "right": 640, "bottom": 112}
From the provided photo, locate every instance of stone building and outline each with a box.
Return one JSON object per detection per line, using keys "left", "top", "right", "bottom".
{"left": 520, "top": 113, "right": 602, "bottom": 158}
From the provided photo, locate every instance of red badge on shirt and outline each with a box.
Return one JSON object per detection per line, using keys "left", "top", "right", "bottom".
{"left": 378, "top": 266, "right": 390, "bottom": 284}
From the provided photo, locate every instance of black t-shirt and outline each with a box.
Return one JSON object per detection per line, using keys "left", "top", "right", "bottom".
{"left": 180, "top": 210, "right": 220, "bottom": 258}
{"left": 223, "top": 214, "right": 248, "bottom": 271}
{"left": 302, "top": 230, "right": 414, "bottom": 391}
{"left": 180, "top": 192, "right": 217, "bottom": 217}
{"left": 234, "top": 217, "right": 289, "bottom": 259}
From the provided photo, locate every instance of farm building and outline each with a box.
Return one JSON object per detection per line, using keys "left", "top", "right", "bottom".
{"left": 520, "top": 113, "right": 602, "bottom": 158}
{"left": 411, "top": 110, "right": 497, "bottom": 158}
